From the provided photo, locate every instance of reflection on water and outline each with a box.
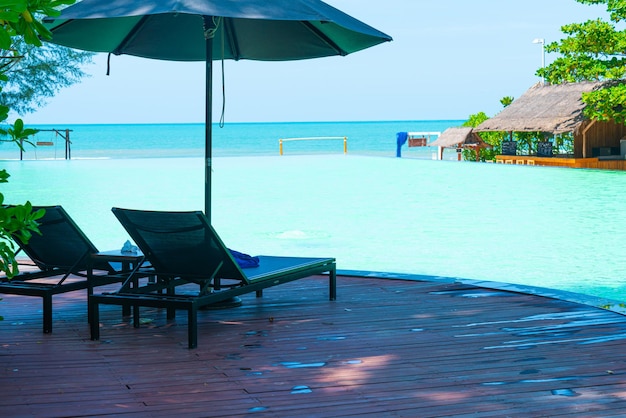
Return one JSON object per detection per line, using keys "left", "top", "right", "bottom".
{"left": 3, "top": 154, "right": 626, "bottom": 301}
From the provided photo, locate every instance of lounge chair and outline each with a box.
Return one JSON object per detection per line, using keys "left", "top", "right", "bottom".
{"left": 0, "top": 205, "right": 120, "bottom": 333}
{"left": 89, "top": 207, "right": 337, "bottom": 349}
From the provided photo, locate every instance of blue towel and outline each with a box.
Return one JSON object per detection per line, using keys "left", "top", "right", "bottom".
{"left": 396, "top": 132, "right": 408, "bottom": 157}
{"left": 229, "top": 249, "right": 260, "bottom": 268}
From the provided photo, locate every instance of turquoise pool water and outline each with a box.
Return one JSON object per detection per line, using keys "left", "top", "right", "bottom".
{"left": 3, "top": 154, "right": 626, "bottom": 302}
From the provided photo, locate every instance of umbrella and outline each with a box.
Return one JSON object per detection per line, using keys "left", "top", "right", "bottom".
{"left": 44, "top": 0, "right": 392, "bottom": 222}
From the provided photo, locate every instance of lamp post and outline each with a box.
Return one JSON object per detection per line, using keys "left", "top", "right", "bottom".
{"left": 532, "top": 38, "right": 545, "bottom": 85}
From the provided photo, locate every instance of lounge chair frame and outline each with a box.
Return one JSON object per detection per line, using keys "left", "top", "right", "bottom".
{"left": 0, "top": 206, "right": 120, "bottom": 333}
{"left": 89, "top": 208, "right": 336, "bottom": 348}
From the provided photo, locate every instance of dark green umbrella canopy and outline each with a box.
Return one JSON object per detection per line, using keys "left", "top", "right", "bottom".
{"left": 47, "top": 0, "right": 392, "bottom": 61}
{"left": 45, "top": 0, "right": 392, "bottom": 220}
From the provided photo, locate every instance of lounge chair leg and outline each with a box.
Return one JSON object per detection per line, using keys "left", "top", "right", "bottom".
{"left": 87, "top": 283, "right": 94, "bottom": 324}
{"left": 167, "top": 308, "right": 176, "bottom": 320}
{"left": 167, "top": 286, "right": 176, "bottom": 319}
{"left": 329, "top": 269, "right": 337, "bottom": 301}
{"left": 43, "top": 295, "right": 53, "bottom": 333}
{"left": 133, "top": 305, "right": 140, "bottom": 328}
{"left": 188, "top": 307, "right": 198, "bottom": 349}
{"left": 256, "top": 290, "right": 263, "bottom": 298}
{"left": 90, "top": 300, "right": 100, "bottom": 341}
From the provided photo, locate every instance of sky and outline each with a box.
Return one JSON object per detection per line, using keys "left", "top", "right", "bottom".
{"left": 24, "top": 0, "right": 609, "bottom": 125}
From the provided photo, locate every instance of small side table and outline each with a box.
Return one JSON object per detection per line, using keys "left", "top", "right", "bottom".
{"left": 88, "top": 250, "right": 147, "bottom": 322}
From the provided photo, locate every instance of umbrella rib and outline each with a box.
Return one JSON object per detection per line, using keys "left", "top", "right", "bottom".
{"left": 222, "top": 18, "right": 241, "bottom": 60}
{"left": 302, "top": 21, "right": 347, "bottom": 56}
{"left": 113, "top": 15, "right": 150, "bottom": 55}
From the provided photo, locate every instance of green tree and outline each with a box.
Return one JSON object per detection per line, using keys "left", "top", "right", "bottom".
{"left": 1, "top": 37, "right": 93, "bottom": 115}
{"left": 500, "top": 96, "right": 514, "bottom": 107}
{"left": 461, "top": 112, "right": 504, "bottom": 162}
{"left": 0, "top": 0, "right": 75, "bottom": 278}
{"left": 462, "top": 97, "right": 522, "bottom": 162}
{"left": 540, "top": 0, "right": 626, "bottom": 122}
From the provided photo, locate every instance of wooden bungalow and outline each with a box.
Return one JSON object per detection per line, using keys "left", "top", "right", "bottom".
{"left": 428, "top": 127, "right": 492, "bottom": 161}
{"left": 475, "top": 81, "right": 626, "bottom": 169}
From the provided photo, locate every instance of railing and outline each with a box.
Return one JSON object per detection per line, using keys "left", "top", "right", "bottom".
{"left": 279, "top": 136, "right": 347, "bottom": 155}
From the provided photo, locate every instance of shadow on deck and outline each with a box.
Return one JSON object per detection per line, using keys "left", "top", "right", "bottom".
{"left": 2, "top": 274, "right": 626, "bottom": 417}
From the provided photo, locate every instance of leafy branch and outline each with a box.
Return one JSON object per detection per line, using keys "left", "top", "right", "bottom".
{"left": 0, "top": 0, "right": 78, "bottom": 278}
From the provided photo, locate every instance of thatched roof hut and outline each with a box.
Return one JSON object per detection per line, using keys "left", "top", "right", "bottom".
{"left": 475, "top": 81, "right": 603, "bottom": 134}
{"left": 475, "top": 81, "right": 626, "bottom": 158}
{"left": 429, "top": 127, "right": 475, "bottom": 147}
{"left": 428, "top": 127, "right": 492, "bottom": 161}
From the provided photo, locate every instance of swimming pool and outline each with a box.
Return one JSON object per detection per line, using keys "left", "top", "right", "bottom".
{"left": 3, "top": 154, "right": 626, "bottom": 302}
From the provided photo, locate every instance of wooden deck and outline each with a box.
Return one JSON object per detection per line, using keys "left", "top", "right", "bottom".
{"left": 2, "top": 274, "right": 626, "bottom": 417}
{"left": 495, "top": 154, "right": 626, "bottom": 170}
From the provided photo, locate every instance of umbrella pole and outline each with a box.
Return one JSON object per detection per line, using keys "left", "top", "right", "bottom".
{"left": 202, "top": 17, "right": 242, "bottom": 309}
{"left": 205, "top": 21, "right": 214, "bottom": 222}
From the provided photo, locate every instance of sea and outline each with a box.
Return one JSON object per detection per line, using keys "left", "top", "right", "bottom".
{"left": 2, "top": 119, "right": 626, "bottom": 303}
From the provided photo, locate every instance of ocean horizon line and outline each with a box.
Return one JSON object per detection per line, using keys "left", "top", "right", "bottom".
{"left": 26, "top": 119, "right": 467, "bottom": 128}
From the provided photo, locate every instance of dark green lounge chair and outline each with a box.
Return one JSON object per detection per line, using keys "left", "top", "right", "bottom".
{"left": 0, "top": 205, "right": 119, "bottom": 333}
{"left": 90, "top": 207, "right": 337, "bottom": 349}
